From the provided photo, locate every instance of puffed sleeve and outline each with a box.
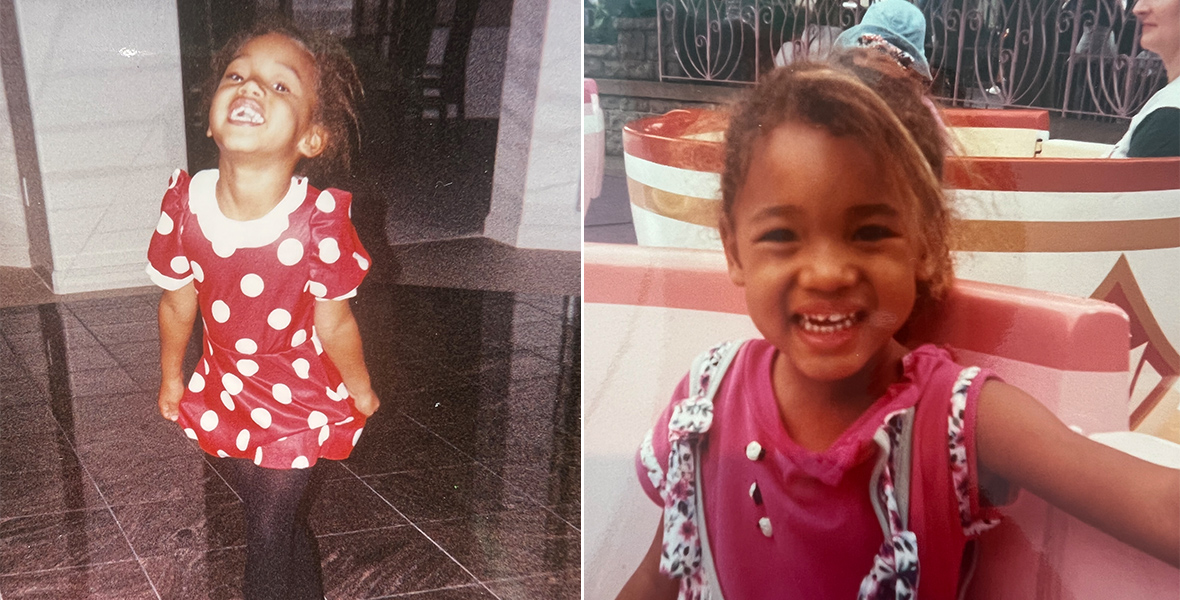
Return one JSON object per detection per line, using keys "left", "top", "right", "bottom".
{"left": 307, "top": 188, "right": 371, "bottom": 301}
{"left": 145, "top": 169, "right": 194, "bottom": 290}
{"left": 635, "top": 374, "right": 691, "bottom": 506}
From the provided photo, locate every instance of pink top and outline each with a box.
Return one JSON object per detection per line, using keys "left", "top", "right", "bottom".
{"left": 638, "top": 340, "right": 1002, "bottom": 598}
{"left": 147, "top": 169, "right": 371, "bottom": 470}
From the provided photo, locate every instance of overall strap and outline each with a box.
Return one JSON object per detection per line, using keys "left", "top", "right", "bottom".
{"left": 859, "top": 408, "right": 920, "bottom": 600}
{"left": 659, "top": 340, "right": 746, "bottom": 600}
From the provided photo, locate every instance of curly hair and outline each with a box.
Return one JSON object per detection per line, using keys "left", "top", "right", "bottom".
{"left": 201, "top": 19, "right": 363, "bottom": 181}
{"left": 720, "top": 49, "right": 955, "bottom": 302}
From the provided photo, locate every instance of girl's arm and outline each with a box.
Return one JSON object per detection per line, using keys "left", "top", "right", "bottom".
{"left": 976, "top": 380, "right": 1180, "bottom": 567}
{"left": 158, "top": 283, "right": 198, "bottom": 421}
{"left": 616, "top": 516, "right": 680, "bottom": 600}
{"left": 314, "top": 299, "right": 379, "bottom": 416}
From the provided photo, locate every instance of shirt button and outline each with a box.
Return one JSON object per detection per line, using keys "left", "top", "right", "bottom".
{"left": 749, "top": 482, "right": 763, "bottom": 505}
{"left": 759, "top": 517, "right": 773, "bottom": 537}
{"left": 746, "top": 441, "right": 764, "bottom": 461}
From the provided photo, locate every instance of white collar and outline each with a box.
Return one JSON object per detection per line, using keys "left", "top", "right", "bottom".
{"left": 187, "top": 169, "right": 308, "bottom": 258}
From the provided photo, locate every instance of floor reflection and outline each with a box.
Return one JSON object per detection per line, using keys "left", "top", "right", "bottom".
{"left": 0, "top": 280, "right": 580, "bottom": 599}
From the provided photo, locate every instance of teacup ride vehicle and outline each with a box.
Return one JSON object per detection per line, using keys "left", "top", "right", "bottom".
{"left": 621, "top": 107, "right": 1180, "bottom": 442}
{"left": 584, "top": 242, "right": 1180, "bottom": 600}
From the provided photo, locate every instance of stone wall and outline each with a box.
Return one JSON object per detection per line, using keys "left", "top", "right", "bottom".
{"left": 584, "top": 18, "right": 658, "bottom": 81}
{"left": 585, "top": 18, "right": 742, "bottom": 156}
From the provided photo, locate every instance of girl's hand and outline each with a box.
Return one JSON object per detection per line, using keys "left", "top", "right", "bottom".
{"left": 352, "top": 388, "right": 380, "bottom": 417}
{"left": 158, "top": 378, "right": 184, "bottom": 421}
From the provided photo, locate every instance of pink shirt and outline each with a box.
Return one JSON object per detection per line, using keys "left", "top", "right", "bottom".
{"left": 638, "top": 340, "right": 1002, "bottom": 598}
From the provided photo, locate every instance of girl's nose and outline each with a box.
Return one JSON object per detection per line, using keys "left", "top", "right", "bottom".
{"left": 798, "top": 242, "right": 857, "bottom": 291}
{"left": 238, "top": 78, "right": 264, "bottom": 97}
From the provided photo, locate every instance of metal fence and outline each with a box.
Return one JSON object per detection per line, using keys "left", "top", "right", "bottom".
{"left": 656, "top": 0, "right": 1167, "bottom": 118}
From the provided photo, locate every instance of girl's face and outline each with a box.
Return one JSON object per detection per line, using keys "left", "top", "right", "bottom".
{"left": 207, "top": 33, "right": 323, "bottom": 165}
{"left": 721, "top": 121, "right": 921, "bottom": 384}
{"left": 1134, "top": 0, "right": 1180, "bottom": 62}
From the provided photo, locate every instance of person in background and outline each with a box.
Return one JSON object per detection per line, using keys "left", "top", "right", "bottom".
{"left": 1108, "top": 0, "right": 1179, "bottom": 157}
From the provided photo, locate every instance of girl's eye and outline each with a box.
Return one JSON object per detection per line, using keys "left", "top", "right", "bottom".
{"left": 757, "top": 228, "right": 798, "bottom": 243}
{"left": 225, "top": 73, "right": 242, "bottom": 82}
{"left": 853, "top": 224, "right": 899, "bottom": 242}
{"left": 274, "top": 82, "right": 289, "bottom": 93}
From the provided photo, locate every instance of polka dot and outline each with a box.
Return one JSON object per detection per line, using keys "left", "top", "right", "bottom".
{"left": 352, "top": 428, "right": 363, "bottom": 446}
{"left": 199, "top": 410, "right": 219, "bottom": 431}
{"left": 216, "top": 450, "right": 229, "bottom": 458}
{"left": 220, "top": 391, "right": 235, "bottom": 411}
{"left": 318, "top": 238, "right": 340, "bottom": 264}
{"left": 188, "top": 372, "right": 205, "bottom": 392}
{"left": 235, "top": 338, "right": 256, "bottom": 354}
{"left": 213, "top": 242, "right": 235, "bottom": 258}
{"left": 211, "top": 300, "right": 230, "bottom": 323}
{"left": 170, "top": 256, "right": 189, "bottom": 275}
{"left": 307, "top": 281, "right": 327, "bottom": 297}
{"left": 318, "top": 426, "right": 330, "bottom": 445}
{"left": 292, "top": 456, "right": 310, "bottom": 469}
{"left": 315, "top": 191, "right": 336, "bottom": 213}
{"left": 277, "top": 239, "right": 304, "bottom": 266}
{"left": 251, "top": 407, "right": 272, "bottom": 429}
{"left": 759, "top": 517, "right": 773, "bottom": 537}
{"left": 337, "top": 416, "right": 354, "bottom": 425}
{"left": 308, "top": 411, "right": 328, "bottom": 429}
{"left": 185, "top": 428, "right": 198, "bottom": 440}
{"left": 268, "top": 309, "right": 291, "bottom": 330}
{"left": 168, "top": 170, "right": 180, "bottom": 189}
{"left": 272, "top": 383, "right": 292, "bottom": 404}
{"left": 240, "top": 274, "right": 264, "bottom": 297}
{"left": 311, "top": 334, "right": 323, "bottom": 355}
{"left": 292, "top": 358, "right": 310, "bottom": 379}
{"left": 325, "top": 386, "right": 341, "bottom": 401}
{"left": 156, "top": 212, "right": 174, "bottom": 235}
{"left": 291, "top": 330, "right": 307, "bottom": 347}
{"left": 254, "top": 447, "right": 263, "bottom": 465}
{"left": 222, "top": 373, "right": 243, "bottom": 395}
{"left": 237, "top": 359, "right": 259, "bottom": 377}
{"left": 236, "top": 429, "right": 250, "bottom": 451}
{"left": 336, "top": 383, "right": 349, "bottom": 399}
{"left": 191, "top": 261, "right": 204, "bottom": 282}
{"left": 202, "top": 360, "right": 210, "bottom": 375}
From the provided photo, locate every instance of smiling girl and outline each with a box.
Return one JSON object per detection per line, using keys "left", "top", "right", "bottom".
{"left": 619, "top": 54, "right": 1179, "bottom": 599}
{"left": 146, "top": 23, "right": 374, "bottom": 600}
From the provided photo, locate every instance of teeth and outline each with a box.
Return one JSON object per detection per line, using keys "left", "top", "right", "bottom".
{"left": 798, "top": 313, "right": 856, "bottom": 333}
{"left": 230, "top": 106, "right": 264, "bottom": 124}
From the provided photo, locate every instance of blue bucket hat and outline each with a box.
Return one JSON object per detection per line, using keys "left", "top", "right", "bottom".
{"left": 834, "top": 0, "right": 932, "bottom": 80}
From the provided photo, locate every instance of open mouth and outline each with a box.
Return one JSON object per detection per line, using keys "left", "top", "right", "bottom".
{"left": 792, "top": 311, "right": 864, "bottom": 334}
{"left": 228, "top": 100, "right": 265, "bottom": 125}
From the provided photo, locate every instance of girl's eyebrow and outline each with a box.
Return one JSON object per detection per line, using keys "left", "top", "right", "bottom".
{"left": 226, "top": 54, "right": 304, "bottom": 84}
{"left": 846, "top": 203, "right": 901, "bottom": 219}
{"left": 750, "top": 205, "right": 804, "bottom": 221}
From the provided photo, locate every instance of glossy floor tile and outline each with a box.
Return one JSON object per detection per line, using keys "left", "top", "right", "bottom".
{"left": 0, "top": 281, "right": 580, "bottom": 599}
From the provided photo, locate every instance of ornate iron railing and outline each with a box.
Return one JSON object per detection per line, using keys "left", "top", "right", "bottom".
{"left": 656, "top": 0, "right": 1168, "bottom": 118}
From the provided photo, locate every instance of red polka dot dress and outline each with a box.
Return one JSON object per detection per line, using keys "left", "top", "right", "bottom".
{"left": 146, "top": 169, "right": 372, "bottom": 470}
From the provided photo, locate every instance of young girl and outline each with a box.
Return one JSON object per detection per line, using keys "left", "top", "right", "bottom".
{"left": 146, "top": 23, "right": 376, "bottom": 600}
{"left": 619, "top": 55, "right": 1180, "bottom": 599}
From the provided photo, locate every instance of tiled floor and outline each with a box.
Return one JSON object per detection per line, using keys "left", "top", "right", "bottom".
{"left": 0, "top": 279, "right": 580, "bottom": 599}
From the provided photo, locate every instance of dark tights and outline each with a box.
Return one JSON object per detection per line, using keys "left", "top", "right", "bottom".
{"left": 218, "top": 458, "right": 324, "bottom": 600}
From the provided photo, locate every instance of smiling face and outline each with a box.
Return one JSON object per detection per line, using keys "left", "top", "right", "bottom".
{"left": 721, "top": 120, "right": 921, "bottom": 384}
{"left": 1134, "top": 0, "right": 1180, "bottom": 71}
{"left": 207, "top": 33, "right": 324, "bottom": 167}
